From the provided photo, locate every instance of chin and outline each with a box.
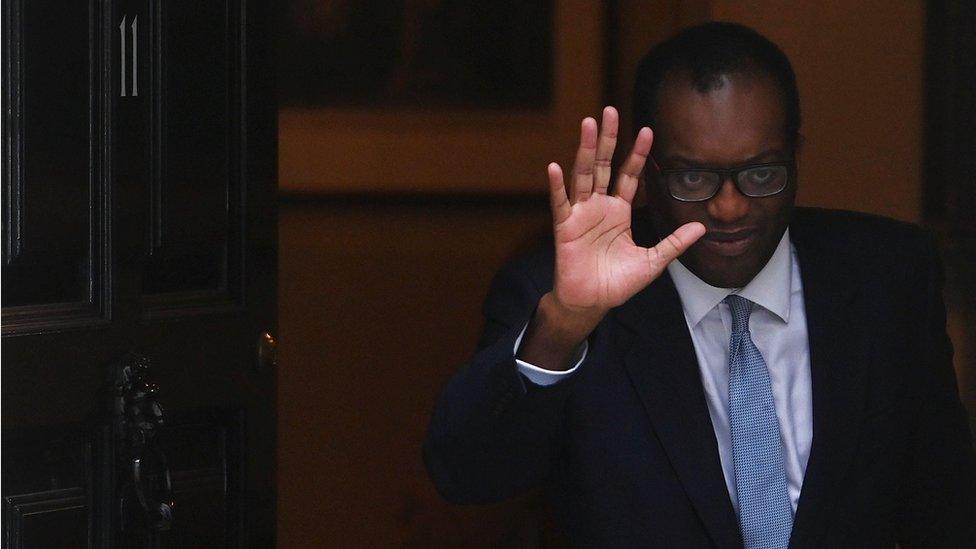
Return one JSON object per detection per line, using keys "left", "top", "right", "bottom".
{"left": 698, "top": 268, "right": 753, "bottom": 289}
{"left": 684, "top": 252, "right": 761, "bottom": 289}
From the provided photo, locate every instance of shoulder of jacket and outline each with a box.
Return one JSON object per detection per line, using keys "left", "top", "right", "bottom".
{"left": 792, "top": 207, "right": 933, "bottom": 253}
{"left": 791, "top": 207, "right": 939, "bottom": 288}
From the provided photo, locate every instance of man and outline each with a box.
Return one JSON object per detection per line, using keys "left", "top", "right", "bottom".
{"left": 424, "top": 22, "right": 976, "bottom": 547}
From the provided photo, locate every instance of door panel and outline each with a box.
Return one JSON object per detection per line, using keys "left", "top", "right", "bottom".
{"left": 5, "top": 489, "right": 90, "bottom": 548}
{"left": 143, "top": 0, "right": 243, "bottom": 304}
{"left": 2, "top": 0, "right": 106, "bottom": 329}
{"left": 3, "top": 427, "right": 93, "bottom": 549}
{"left": 155, "top": 409, "right": 245, "bottom": 547}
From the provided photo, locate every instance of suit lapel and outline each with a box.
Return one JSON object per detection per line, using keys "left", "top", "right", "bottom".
{"left": 614, "top": 273, "right": 743, "bottom": 549}
{"left": 787, "top": 217, "right": 869, "bottom": 547}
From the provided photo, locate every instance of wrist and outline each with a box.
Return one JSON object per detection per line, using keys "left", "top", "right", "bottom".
{"left": 514, "top": 293, "right": 605, "bottom": 372}
{"left": 538, "top": 292, "right": 606, "bottom": 341}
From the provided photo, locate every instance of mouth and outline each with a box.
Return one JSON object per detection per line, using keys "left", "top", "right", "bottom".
{"left": 700, "top": 228, "right": 757, "bottom": 257}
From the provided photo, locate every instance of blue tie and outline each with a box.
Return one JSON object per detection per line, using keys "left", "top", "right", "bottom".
{"left": 725, "top": 295, "right": 793, "bottom": 548}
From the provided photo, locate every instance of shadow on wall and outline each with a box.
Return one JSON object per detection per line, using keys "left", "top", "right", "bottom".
{"left": 277, "top": 198, "right": 563, "bottom": 546}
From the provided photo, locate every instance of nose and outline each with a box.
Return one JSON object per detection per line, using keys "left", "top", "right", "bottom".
{"left": 707, "top": 177, "right": 749, "bottom": 223}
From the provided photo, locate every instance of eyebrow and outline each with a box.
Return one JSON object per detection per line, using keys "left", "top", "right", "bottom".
{"left": 662, "top": 149, "right": 785, "bottom": 168}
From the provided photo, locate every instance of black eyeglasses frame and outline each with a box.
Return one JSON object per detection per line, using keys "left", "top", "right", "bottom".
{"left": 652, "top": 160, "right": 795, "bottom": 203}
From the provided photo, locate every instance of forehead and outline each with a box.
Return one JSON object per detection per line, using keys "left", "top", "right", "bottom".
{"left": 653, "top": 71, "right": 788, "bottom": 164}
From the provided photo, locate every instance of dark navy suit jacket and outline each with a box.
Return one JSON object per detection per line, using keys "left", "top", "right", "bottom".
{"left": 424, "top": 207, "right": 976, "bottom": 547}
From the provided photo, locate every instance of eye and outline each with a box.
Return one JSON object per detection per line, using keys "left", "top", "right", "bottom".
{"left": 748, "top": 168, "right": 773, "bottom": 183}
{"left": 666, "top": 170, "right": 717, "bottom": 199}
{"left": 681, "top": 172, "right": 706, "bottom": 188}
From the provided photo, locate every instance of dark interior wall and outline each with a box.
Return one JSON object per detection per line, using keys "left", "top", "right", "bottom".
{"left": 277, "top": 199, "right": 554, "bottom": 546}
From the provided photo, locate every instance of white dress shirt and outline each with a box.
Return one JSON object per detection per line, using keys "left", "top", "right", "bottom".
{"left": 514, "top": 230, "right": 812, "bottom": 513}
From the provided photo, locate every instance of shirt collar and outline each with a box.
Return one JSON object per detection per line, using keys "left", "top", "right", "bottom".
{"left": 666, "top": 229, "right": 793, "bottom": 326}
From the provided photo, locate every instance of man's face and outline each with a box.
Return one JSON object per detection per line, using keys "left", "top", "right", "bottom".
{"left": 648, "top": 71, "right": 796, "bottom": 288}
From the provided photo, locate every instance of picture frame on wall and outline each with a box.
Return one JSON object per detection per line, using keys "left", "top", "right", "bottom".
{"left": 277, "top": 1, "right": 605, "bottom": 195}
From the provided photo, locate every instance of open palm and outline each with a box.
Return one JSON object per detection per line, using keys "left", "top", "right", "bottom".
{"left": 547, "top": 107, "right": 705, "bottom": 313}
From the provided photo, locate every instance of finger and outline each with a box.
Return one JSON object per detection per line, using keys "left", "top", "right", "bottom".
{"left": 613, "top": 127, "right": 653, "bottom": 204}
{"left": 547, "top": 162, "right": 571, "bottom": 225}
{"left": 570, "top": 117, "right": 598, "bottom": 203}
{"left": 645, "top": 222, "right": 706, "bottom": 273}
{"left": 593, "top": 106, "right": 618, "bottom": 195}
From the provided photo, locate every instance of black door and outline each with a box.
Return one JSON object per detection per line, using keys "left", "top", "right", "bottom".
{"left": 2, "top": 0, "right": 277, "bottom": 546}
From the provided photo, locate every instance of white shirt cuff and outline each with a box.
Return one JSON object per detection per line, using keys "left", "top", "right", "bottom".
{"left": 513, "top": 321, "right": 587, "bottom": 386}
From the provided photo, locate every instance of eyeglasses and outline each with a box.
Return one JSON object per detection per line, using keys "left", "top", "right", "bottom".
{"left": 654, "top": 161, "right": 794, "bottom": 202}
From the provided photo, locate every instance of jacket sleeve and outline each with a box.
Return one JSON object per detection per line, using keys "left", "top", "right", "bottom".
{"left": 423, "top": 252, "right": 581, "bottom": 504}
{"left": 896, "top": 235, "right": 976, "bottom": 546}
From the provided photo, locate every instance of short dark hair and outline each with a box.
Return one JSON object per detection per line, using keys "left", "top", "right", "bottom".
{"left": 633, "top": 22, "right": 801, "bottom": 149}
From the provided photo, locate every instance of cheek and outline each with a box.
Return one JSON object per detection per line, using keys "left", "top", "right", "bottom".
{"left": 651, "top": 200, "right": 700, "bottom": 237}
{"left": 668, "top": 203, "right": 709, "bottom": 226}
{"left": 758, "top": 195, "right": 795, "bottom": 226}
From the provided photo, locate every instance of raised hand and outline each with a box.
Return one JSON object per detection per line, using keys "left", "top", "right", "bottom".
{"left": 548, "top": 107, "right": 705, "bottom": 312}
{"left": 517, "top": 107, "right": 705, "bottom": 371}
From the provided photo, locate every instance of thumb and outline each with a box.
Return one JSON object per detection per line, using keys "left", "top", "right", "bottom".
{"left": 645, "top": 222, "right": 706, "bottom": 272}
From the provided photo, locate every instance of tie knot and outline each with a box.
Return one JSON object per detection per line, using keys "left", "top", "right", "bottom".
{"left": 724, "top": 294, "right": 754, "bottom": 333}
